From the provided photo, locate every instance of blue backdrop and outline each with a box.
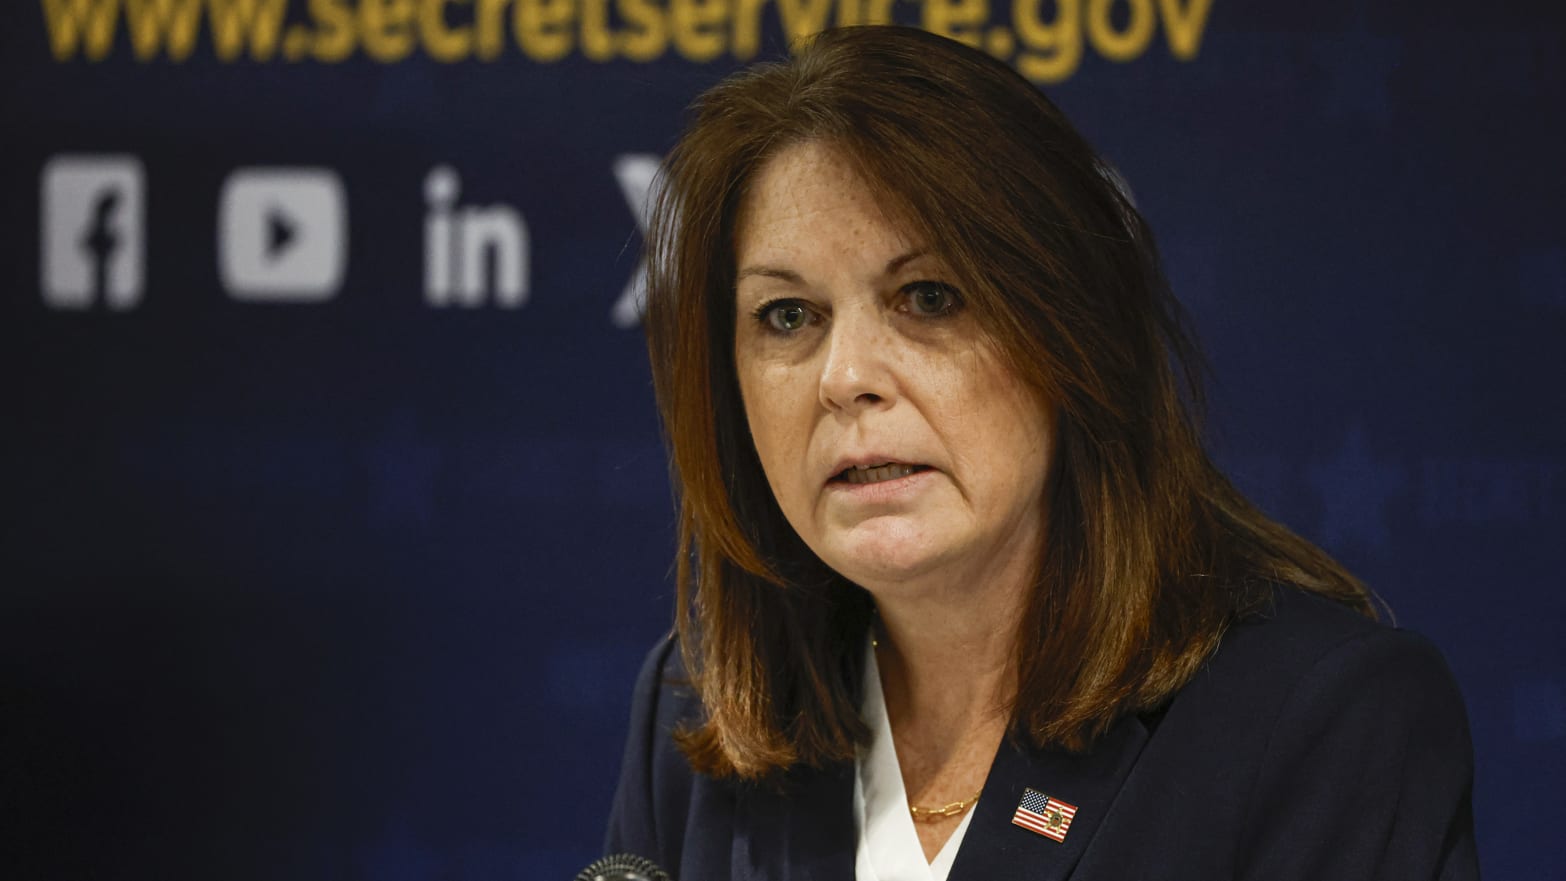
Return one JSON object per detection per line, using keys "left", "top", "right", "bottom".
{"left": 2, "top": 1, "right": 1562, "bottom": 878}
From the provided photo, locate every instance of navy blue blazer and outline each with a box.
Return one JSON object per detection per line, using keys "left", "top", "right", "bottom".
{"left": 605, "top": 587, "right": 1479, "bottom": 880}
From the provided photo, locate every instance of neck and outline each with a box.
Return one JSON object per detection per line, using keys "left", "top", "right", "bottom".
{"left": 855, "top": 495, "right": 1047, "bottom": 731}
{"left": 864, "top": 513, "right": 1046, "bottom": 726}
{"left": 869, "top": 560, "right": 1028, "bottom": 867}
{"left": 870, "top": 545, "right": 1035, "bottom": 738}
{"left": 865, "top": 550, "right": 1038, "bottom": 863}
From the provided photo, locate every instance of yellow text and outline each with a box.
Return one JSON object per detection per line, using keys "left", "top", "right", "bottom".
{"left": 41, "top": 0, "right": 1216, "bottom": 82}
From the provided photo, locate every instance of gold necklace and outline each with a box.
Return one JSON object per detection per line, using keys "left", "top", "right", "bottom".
{"left": 908, "top": 790, "right": 982, "bottom": 823}
{"left": 874, "top": 627, "right": 982, "bottom": 823}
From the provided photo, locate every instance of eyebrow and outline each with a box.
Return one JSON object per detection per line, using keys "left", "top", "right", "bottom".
{"left": 735, "top": 248, "right": 932, "bottom": 284}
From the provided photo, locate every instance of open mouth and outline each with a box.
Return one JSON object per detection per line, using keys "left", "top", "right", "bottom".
{"left": 835, "top": 463, "right": 932, "bottom": 485}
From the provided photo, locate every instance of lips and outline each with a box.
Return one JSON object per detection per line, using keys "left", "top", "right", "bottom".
{"left": 832, "top": 461, "right": 932, "bottom": 485}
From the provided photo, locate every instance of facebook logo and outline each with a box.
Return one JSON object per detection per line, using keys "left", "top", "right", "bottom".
{"left": 40, "top": 155, "right": 145, "bottom": 310}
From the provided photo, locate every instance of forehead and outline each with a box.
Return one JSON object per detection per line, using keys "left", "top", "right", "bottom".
{"left": 734, "top": 141, "right": 920, "bottom": 267}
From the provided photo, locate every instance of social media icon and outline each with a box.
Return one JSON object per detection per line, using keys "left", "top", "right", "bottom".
{"left": 610, "top": 154, "right": 659, "bottom": 328}
{"left": 41, "top": 155, "right": 146, "bottom": 311}
{"left": 422, "top": 165, "right": 529, "bottom": 309}
{"left": 219, "top": 167, "right": 347, "bottom": 301}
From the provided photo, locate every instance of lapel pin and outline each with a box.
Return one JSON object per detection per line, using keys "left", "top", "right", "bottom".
{"left": 1012, "top": 787, "right": 1078, "bottom": 843}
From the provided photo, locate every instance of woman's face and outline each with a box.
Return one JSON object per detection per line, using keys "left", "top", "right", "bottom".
{"left": 732, "top": 141, "right": 1054, "bottom": 596}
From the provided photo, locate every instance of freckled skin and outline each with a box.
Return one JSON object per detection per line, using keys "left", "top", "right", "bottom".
{"left": 732, "top": 141, "right": 1055, "bottom": 601}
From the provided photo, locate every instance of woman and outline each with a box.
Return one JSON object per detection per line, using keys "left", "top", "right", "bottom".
{"left": 605, "top": 26, "right": 1477, "bottom": 881}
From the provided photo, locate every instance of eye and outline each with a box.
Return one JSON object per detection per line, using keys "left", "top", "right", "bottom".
{"left": 755, "top": 299, "right": 814, "bottom": 333}
{"left": 902, "top": 281, "right": 963, "bottom": 317}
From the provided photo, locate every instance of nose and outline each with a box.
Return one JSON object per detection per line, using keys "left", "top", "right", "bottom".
{"left": 818, "top": 308, "right": 896, "bottom": 413}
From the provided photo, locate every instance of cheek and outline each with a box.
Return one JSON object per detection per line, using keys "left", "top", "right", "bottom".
{"left": 943, "top": 355, "right": 1054, "bottom": 493}
{"left": 928, "top": 348, "right": 1015, "bottom": 427}
{"left": 738, "top": 362, "right": 816, "bottom": 498}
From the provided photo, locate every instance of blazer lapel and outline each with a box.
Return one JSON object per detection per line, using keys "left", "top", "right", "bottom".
{"left": 734, "top": 760, "right": 857, "bottom": 881}
{"left": 947, "top": 714, "right": 1149, "bottom": 881}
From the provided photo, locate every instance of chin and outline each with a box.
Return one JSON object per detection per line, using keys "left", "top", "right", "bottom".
{"left": 820, "top": 529, "right": 952, "bottom": 591}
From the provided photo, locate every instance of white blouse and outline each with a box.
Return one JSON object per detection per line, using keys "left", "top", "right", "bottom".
{"left": 853, "top": 637, "right": 975, "bottom": 881}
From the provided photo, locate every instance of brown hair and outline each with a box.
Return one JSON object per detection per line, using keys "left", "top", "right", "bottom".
{"left": 644, "top": 25, "right": 1374, "bottom": 780}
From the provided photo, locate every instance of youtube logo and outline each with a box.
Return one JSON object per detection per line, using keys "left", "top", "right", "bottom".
{"left": 218, "top": 168, "right": 346, "bottom": 302}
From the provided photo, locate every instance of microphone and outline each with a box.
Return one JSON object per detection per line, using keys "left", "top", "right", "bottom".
{"left": 573, "top": 853, "right": 673, "bottom": 881}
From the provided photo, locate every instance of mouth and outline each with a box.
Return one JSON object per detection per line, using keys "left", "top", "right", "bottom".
{"left": 832, "top": 462, "right": 933, "bottom": 485}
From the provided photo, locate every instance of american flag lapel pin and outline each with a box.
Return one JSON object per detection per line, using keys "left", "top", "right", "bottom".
{"left": 1012, "top": 787, "right": 1079, "bottom": 843}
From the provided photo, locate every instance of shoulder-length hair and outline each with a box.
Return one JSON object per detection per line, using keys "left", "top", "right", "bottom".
{"left": 643, "top": 25, "right": 1373, "bottom": 780}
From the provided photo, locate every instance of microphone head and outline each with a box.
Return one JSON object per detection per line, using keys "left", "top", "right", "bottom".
{"left": 574, "top": 853, "right": 672, "bottom": 881}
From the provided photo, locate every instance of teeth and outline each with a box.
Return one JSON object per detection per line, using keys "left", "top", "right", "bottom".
{"left": 841, "top": 463, "right": 918, "bottom": 485}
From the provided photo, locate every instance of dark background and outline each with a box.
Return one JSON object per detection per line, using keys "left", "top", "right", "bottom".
{"left": 3, "top": 0, "right": 1562, "bottom": 878}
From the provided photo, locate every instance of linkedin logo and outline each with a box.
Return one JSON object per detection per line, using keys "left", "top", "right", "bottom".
{"left": 40, "top": 155, "right": 145, "bottom": 311}
{"left": 218, "top": 167, "right": 347, "bottom": 301}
